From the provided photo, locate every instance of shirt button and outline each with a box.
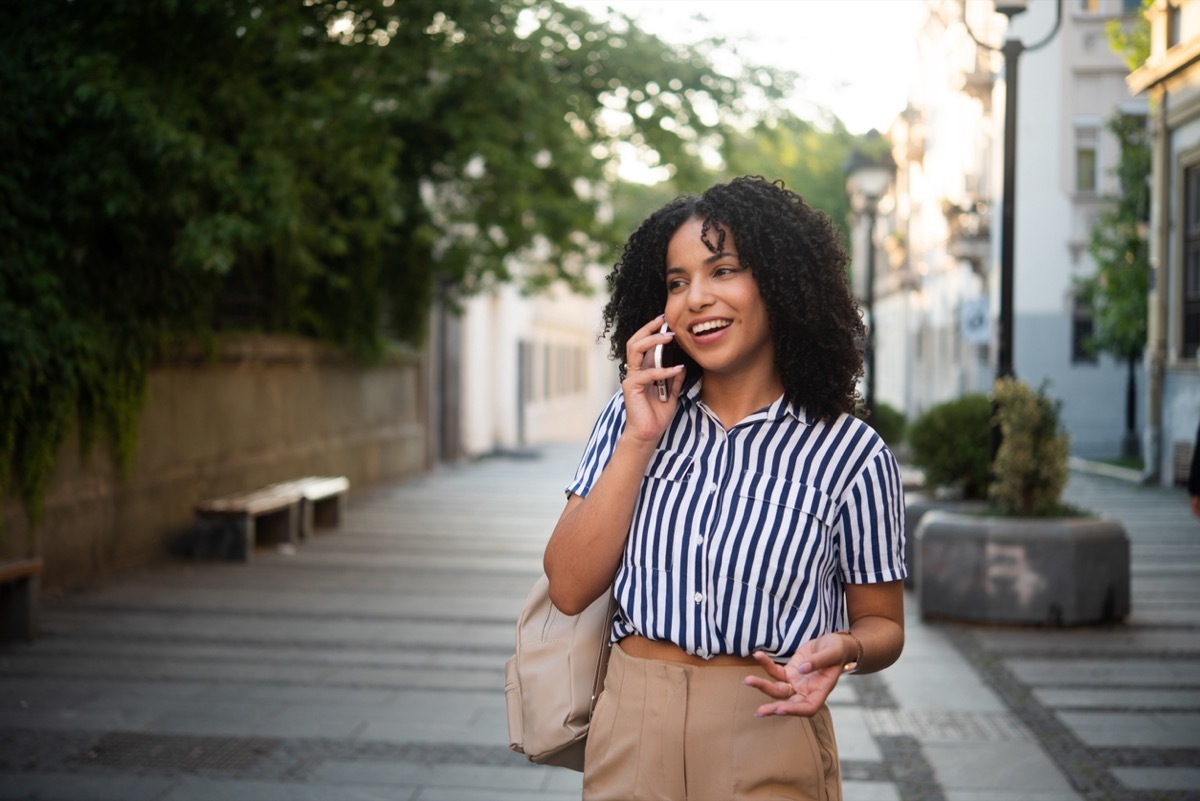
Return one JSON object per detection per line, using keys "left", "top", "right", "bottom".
{"left": 697, "top": 648, "right": 709, "bottom": 659}
{"left": 693, "top": 592, "right": 703, "bottom": 604}
{"left": 707, "top": 483, "right": 717, "bottom": 493}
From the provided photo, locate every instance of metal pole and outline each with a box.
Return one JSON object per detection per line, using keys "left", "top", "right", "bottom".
{"left": 997, "top": 38, "right": 1023, "bottom": 381}
{"left": 864, "top": 203, "right": 878, "bottom": 421}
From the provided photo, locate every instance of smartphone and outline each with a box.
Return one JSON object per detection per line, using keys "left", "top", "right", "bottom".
{"left": 641, "top": 323, "right": 683, "bottom": 401}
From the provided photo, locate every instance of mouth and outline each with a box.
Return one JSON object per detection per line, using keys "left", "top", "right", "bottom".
{"left": 690, "top": 319, "right": 732, "bottom": 337}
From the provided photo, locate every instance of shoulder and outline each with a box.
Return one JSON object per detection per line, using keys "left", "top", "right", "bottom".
{"left": 810, "top": 411, "right": 901, "bottom": 483}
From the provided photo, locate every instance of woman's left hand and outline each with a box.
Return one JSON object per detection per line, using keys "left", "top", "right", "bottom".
{"left": 743, "top": 633, "right": 848, "bottom": 717}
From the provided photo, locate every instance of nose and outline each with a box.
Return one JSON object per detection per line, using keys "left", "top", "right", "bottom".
{"left": 686, "top": 275, "right": 714, "bottom": 312}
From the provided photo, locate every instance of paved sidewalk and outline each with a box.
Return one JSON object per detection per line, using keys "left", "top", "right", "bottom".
{"left": 0, "top": 443, "right": 1197, "bottom": 801}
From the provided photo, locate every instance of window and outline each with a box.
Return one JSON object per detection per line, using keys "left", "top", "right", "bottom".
{"left": 1072, "top": 295, "right": 1097, "bottom": 364}
{"left": 1075, "top": 126, "right": 1099, "bottom": 194}
{"left": 1077, "top": 0, "right": 1100, "bottom": 12}
{"left": 1186, "top": 166, "right": 1200, "bottom": 358}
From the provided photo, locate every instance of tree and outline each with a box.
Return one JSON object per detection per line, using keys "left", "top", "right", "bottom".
{"left": 719, "top": 114, "right": 858, "bottom": 242}
{"left": 0, "top": 0, "right": 792, "bottom": 523}
{"left": 1078, "top": 112, "right": 1150, "bottom": 460}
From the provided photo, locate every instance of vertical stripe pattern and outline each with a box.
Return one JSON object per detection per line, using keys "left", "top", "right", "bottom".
{"left": 567, "top": 382, "right": 907, "bottom": 661}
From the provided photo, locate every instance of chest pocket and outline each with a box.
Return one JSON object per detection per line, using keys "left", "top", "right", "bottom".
{"left": 627, "top": 449, "right": 694, "bottom": 571}
{"left": 730, "top": 472, "right": 840, "bottom": 588}
{"left": 736, "top": 472, "right": 837, "bottom": 528}
{"left": 642, "top": 448, "right": 694, "bottom": 483}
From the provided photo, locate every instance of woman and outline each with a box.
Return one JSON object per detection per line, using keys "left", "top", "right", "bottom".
{"left": 544, "top": 176, "right": 907, "bottom": 800}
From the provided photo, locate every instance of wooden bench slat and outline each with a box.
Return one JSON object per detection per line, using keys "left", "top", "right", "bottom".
{"left": 297, "top": 476, "right": 350, "bottom": 500}
{"left": 193, "top": 475, "right": 348, "bottom": 560}
{"left": 0, "top": 558, "right": 43, "bottom": 584}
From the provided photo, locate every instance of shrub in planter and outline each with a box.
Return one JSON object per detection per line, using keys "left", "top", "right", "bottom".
{"left": 908, "top": 394, "right": 991, "bottom": 499}
{"left": 989, "top": 377, "right": 1071, "bottom": 516}
{"left": 916, "top": 378, "right": 1130, "bottom": 626}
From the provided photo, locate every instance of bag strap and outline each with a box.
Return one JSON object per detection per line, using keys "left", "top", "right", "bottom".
{"left": 588, "top": 589, "right": 617, "bottom": 716}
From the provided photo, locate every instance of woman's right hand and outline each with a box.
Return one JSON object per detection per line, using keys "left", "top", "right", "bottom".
{"left": 621, "top": 315, "right": 685, "bottom": 444}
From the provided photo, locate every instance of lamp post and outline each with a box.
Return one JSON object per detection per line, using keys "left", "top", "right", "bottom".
{"left": 963, "top": 0, "right": 1062, "bottom": 381}
{"left": 845, "top": 138, "right": 897, "bottom": 422}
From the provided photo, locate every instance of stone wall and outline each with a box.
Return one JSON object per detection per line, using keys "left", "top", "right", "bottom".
{"left": 0, "top": 336, "right": 430, "bottom": 591}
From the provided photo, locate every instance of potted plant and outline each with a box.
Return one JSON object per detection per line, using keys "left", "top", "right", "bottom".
{"left": 914, "top": 378, "right": 1130, "bottom": 626}
{"left": 902, "top": 393, "right": 992, "bottom": 587}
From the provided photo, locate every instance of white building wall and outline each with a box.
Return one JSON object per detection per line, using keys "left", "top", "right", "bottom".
{"left": 872, "top": 0, "right": 996, "bottom": 421}
{"left": 459, "top": 269, "right": 613, "bottom": 459}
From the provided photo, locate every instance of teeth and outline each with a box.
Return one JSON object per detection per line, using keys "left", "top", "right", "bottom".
{"left": 692, "top": 320, "right": 731, "bottom": 335}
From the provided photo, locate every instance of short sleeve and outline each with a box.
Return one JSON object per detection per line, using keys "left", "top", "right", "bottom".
{"left": 835, "top": 445, "right": 907, "bottom": 584}
{"left": 566, "top": 391, "right": 627, "bottom": 499}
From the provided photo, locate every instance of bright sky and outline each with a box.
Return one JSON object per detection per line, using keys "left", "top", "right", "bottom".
{"left": 569, "top": 0, "right": 926, "bottom": 135}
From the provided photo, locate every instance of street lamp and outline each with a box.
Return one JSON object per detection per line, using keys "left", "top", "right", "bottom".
{"left": 845, "top": 137, "right": 897, "bottom": 422}
{"left": 963, "top": 0, "right": 1062, "bottom": 381}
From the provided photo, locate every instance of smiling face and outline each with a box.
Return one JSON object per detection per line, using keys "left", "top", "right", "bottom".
{"left": 664, "top": 217, "right": 780, "bottom": 394}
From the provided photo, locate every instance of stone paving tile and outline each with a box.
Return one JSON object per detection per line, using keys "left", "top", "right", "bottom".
{"left": 0, "top": 773, "right": 178, "bottom": 801}
{"left": 1006, "top": 658, "right": 1200, "bottom": 686}
{"left": 313, "top": 760, "right": 548, "bottom": 791}
{"left": 843, "top": 781, "right": 903, "bottom": 801}
{"left": 162, "top": 778, "right": 413, "bottom": 801}
{"left": 1055, "top": 711, "right": 1200, "bottom": 749}
{"left": 1110, "top": 767, "right": 1200, "bottom": 791}
{"left": 922, "top": 741, "right": 1079, "bottom": 795}
{"left": 1033, "top": 686, "right": 1200, "bottom": 710}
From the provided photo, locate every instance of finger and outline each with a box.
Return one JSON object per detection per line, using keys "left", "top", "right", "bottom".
{"left": 744, "top": 677, "right": 796, "bottom": 700}
{"left": 625, "top": 315, "right": 667, "bottom": 360}
{"left": 754, "top": 697, "right": 818, "bottom": 718}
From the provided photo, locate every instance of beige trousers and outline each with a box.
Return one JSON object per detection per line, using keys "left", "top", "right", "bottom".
{"left": 583, "top": 643, "right": 842, "bottom": 801}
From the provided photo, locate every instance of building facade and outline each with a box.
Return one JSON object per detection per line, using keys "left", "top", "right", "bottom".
{"left": 1128, "top": 0, "right": 1200, "bottom": 486}
{"left": 868, "top": 0, "right": 1148, "bottom": 460}
{"left": 431, "top": 264, "right": 615, "bottom": 463}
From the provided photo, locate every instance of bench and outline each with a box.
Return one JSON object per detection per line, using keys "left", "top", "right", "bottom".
{"left": 195, "top": 476, "right": 349, "bottom": 561}
{"left": 0, "top": 557, "right": 44, "bottom": 642}
{"left": 262, "top": 475, "right": 350, "bottom": 541}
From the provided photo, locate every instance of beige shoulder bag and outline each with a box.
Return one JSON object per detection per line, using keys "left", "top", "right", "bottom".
{"left": 504, "top": 575, "right": 615, "bottom": 771}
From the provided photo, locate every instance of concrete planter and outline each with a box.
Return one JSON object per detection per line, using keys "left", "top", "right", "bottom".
{"left": 916, "top": 510, "right": 1130, "bottom": 626}
{"left": 903, "top": 493, "right": 989, "bottom": 589}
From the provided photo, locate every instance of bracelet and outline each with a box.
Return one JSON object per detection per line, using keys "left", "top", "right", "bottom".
{"left": 835, "top": 630, "right": 864, "bottom": 674}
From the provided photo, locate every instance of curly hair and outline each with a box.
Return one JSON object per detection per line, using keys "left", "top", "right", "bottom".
{"left": 601, "top": 176, "right": 864, "bottom": 422}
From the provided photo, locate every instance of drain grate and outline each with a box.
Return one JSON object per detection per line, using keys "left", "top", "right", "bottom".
{"left": 73, "top": 732, "right": 280, "bottom": 774}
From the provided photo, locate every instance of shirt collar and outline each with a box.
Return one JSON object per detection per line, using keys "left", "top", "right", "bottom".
{"left": 681, "top": 378, "right": 810, "bottom": 426}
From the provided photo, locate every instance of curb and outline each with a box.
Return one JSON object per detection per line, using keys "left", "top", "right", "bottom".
{"left": 1067, "top": 456, "right": 1146, "bottom": 484}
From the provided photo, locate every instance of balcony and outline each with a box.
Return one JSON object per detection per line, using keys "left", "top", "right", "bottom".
{"left": 943, "top": 199, "right": 991, "bottom": 277}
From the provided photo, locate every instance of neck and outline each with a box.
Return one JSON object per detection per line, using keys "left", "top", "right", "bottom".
{"left": 699, "top": 370, "right": 785, "bottom": 429}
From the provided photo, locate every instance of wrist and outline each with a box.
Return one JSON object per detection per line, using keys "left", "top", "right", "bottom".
{"left": 834, "top": 630, "right": 864, "bottom": 674}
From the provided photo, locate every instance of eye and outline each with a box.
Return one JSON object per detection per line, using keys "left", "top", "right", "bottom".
{"left": 666, "top": 276, "right": 687, "bottom": 292}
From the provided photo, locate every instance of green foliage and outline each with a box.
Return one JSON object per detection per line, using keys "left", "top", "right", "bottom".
{"left": 989, "top": 379, "right": 1071, "bottom": 517}
{"left": 908, "top": 394, "right": 992, "bottom": 499}
{"left": 1, "top": 0, "right": 794, "bottom": 524}
{"left": 1105, "top": 0, "right": 1153, "bottom": 72}
{"left": 717, "top": 115, "right": 858, "bottom": 243}
{"left": 1079, "top": 113, "right": 1150, "bottom": 362}
{"left": 869, "top": 402, "right": 907, "bottom": 449}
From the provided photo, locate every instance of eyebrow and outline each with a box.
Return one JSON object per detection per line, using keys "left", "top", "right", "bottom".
{"left": 665, "top": 251, "right": 739, "bottom": 274}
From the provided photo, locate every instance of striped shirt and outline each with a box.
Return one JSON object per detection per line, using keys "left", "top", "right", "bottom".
{"left": 567, "top": 381, "right": 907, "bottom": 661}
